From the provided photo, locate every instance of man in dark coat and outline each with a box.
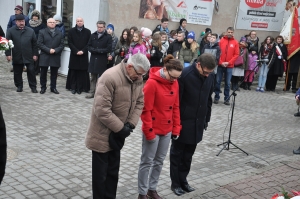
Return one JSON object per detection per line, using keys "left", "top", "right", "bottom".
{"left": 169, "top": 54, "right": 216, "bottom": 196}
{"left": 37, "top": 18, "right": 64, "bottom": 94}
{"left": 66, "top": 17, "right": 91, "bottom": 94}
{"left": 167, "top": 31, "right": 185, "bottom": 58}
{"left": 0, "top": 106, "right": 6, "bottom": 185}
{"left": 86, "top": 21, "right": 112, "bottom": 99}
{"left": 5, "top": 14, "right": 38, "bottom": 93}
{"left": 285, "top": 51, "right": 300, "bottom": 93}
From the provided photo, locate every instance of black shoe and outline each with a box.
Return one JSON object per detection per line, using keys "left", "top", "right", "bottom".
{"left": 31, "top": 88, "right": 38, "bottom": 93}
{"left": 213, "top": 99, "right": 219, "bottom": 104}
{"left": 77, "top": 90, "right": 81, "bottom": 95}
{"left": 224, "top": 101, "right": 230, "bottom": 105}
{"left": 171, "top": 186, "right": 185, "bottom": 196}
{"left": 293, "top": 147, "right": 300, "bottom": 154}
{"left": 16, "top": 87, "right": 23, "bottom": 92}
{"left": 51, "top": 88, "right": 59, "bottom": 94}
{"left": 220, "top": 90, "right": 222, "bottom": 93}
{"left": 294, "top": 112, "right": 300, "bottom": 117}
{"left": 181, "top": 184, "right": 195, "bottom": 192}
{"left": 40, "top": 88, "right": 46, "bottom": 94}
{"left": 71, "top": 90, "right": 76, "bottom": 94}
{"left": 292, "top": 89, "right": 297, "bottom": 93}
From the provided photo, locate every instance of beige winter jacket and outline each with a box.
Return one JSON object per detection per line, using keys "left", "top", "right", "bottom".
{"left": 85, "top": 61, "right": 144, "bottom": 153}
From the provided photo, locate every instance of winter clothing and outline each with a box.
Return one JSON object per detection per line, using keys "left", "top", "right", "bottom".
{"left": 152, "top": 24, "right": 170, "bottom": 38}
{"left": 218, "top": 35, "right": 240, "bottom": 68}
{"left": 114, "top": 40, "right": 130, "bottom": 65}
{"left": 0, "top": 107, "right": 6, "bottom": 185}
{"left": 149, "top": 46, "right": 164, "bottom": 67}
{"left": 125, "top": 42, "right": 147, "bottom": 59}
{"left": 141, "top": 27, "right": 152, "bottom": 37}
{"left": 244, "top": 53, "right": 259, "bottom": 84}
{"left": 55, "top": 22, "right": 65, "bottom": 38}
{"left": 202, "top": 42, "right": 221, "bottom": 66}
{"left": 0, "top": 26, "right": 4, "bottom": 37}
{"left": 15, "top": 5, "right": 23, "bottom": 11}
{"left": 85, "top": 61, "right": 144, "bottom": 153}
{"left": 179, "top": 41, "right": 199, "bottom": 66}
{"left": 53, "top": 14, "right": 62, "bottom": 22}
{"left": 186, "top": 31, "right": 195, "bottom": 40}
{"left": 141, "top": 67, "right": 181, "bottom": 140}
{"left": 107, "top": 23, "right": 114, "bottom": 31}
{"left": 167, "top": 39, "right": 183, "bottom": 58}
{"left": 246, "top": 36, "right": 259, "bottom": 55}
{"left": 176, "top": 26, "right": 188, "bottom": 39}
{"left": 7, "top": 14, "right": 30, "bottom": 29}
{"left": 87, "top": 30, "right": 112, "bottom": 75}
{"left": 107, "top": 33, "right": 118, "bottom": 67}
{"left": 29, "top": 10, "right": 46, "bottom": 39}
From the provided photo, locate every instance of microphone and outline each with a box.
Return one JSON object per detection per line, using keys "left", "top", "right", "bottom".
{"left": 255, "top": 59, "right": 269, "bottom": 62}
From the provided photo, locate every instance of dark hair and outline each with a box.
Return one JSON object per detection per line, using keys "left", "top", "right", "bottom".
{"left": 248, "top": 30, "right": 256, "bottom": 36}
{"left": 163, "top": 54, "right": 183, "bottom": 71}
{"left": 262, "top": 36, "right": 274, "bottom": 45}
{"left": 161, "top": 17, "right": 168, "bottom": 23}
{"left": 170, "top": 30, "right": 177, "bottom": 37}
{"left": 96, "top": 21, "right": 106, "bottom": 26}
{"left": 130, "top": 26, "right": 138, "bottom": 32}
{"left": 275, "top": 35, "right": 284, "bottom": 43}
{"left": 227, "top": 27, "right": 234, "bottom": 31}
{"left": 197, "top": 53, "right": 216, "bottom": 70}
{"left": 219, "top": 32, "right": 225, "bottom": 39}
{"left": 179, "top": 18, "right": 187, "bottom": 25}
{"left": 211, "top": 33, "right": 218, "bottom": 39}
{"left": 120, "top": 28, "right": 131, "bottom": 46}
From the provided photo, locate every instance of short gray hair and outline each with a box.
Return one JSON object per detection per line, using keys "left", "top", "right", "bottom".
{"left": 127, "top": 53, "right": 150, "bottom": 72}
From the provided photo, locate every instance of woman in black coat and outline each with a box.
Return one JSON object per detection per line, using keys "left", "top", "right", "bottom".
{"left": 0, "top": 106, "right": 6, "bottom": 185}
{"left": 266, "top": 35, "right": 287, "bottom": 91}
{"left": 66, "top": 19, "right": 91, "bottom": 94}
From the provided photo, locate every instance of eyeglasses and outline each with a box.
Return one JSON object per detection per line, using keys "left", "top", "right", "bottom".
{"left": 167, "top": 70, "right": 181, "bottom": 80}
{"left": 132, "top": 66, "right": 145, "bottom": 76}
{"left": 200, "top": 64, "right": 213, "bottom": 75}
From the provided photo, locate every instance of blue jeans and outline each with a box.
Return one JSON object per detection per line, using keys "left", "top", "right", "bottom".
{"left": 214, "top": 67, "right": 233, "bottom": 101}
{"left": 258, "top": 63, "right": 269, "bottom": 88}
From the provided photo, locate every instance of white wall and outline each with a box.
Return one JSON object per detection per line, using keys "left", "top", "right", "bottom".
{"left": 0, "top": 0, "right": 22, "bottom": 34}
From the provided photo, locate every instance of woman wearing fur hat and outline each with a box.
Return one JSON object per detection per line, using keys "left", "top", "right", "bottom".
{"left": 53, "top": 14, "right": 65, "bottom": 38}
{"left": 106, "top": 23, "right": 118, "bottom": 68}
{"left": 115, "top": 29, "right": 131, "bottom": 65}
{"left": 179, "top": 31, "right": 199, "bottom": 67}
{"left": 29, "top": 10, "right": 46, "bottom": 75}
{"left": 231, "top": 37, "right": 249, "bottom": 91}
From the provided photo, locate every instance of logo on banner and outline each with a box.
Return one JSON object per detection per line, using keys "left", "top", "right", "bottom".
{"left": 245, "top": 0, "right": 266, "bottom": 8}
{"left": 177, "top": 1, "right": 187, "bottom": 8}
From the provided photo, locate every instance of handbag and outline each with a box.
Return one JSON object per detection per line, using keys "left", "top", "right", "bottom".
{"left": 234, "top": 49, "right": 244, "bottom": 67}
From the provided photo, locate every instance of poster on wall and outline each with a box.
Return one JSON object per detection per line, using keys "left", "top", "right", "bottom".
{"left": 235, "top": 0, "right": 286, "bottom": 31}
{"left": 139, "top": 0, "right": 215, "bottom": 25}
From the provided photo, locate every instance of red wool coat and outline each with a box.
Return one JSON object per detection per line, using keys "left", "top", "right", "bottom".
{"left": 141, "top": 67, "right": 181, "bottom": 140}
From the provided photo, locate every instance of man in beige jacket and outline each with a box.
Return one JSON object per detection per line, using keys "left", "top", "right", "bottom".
{"left": 85, "top": 53, "right": 150, "bottom": 199}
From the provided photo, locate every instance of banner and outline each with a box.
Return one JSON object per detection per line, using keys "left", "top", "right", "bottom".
{"left": 235, "top": 0, "right": 286, "bottom": 31}
{"left": 285, "top": 7, "right": 300, "bottom": 59}
{"left": 139, "top": 0, "right": 215, "bottom": 25}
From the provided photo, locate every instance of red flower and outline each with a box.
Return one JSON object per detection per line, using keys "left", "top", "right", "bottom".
{"left": 292, "top": 191, "right": 300, "bottom": 196}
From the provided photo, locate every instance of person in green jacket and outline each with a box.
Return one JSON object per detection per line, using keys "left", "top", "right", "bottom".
{"left": 179, "top": 31, "right": 199, "bottom": 67}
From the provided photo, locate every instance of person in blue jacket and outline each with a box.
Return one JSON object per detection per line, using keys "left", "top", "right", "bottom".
{"left": 7, "top": 5, "right": 29, "bottom": 29}
{"left": 53, "top": 14, "right": 65, "bottom": 39}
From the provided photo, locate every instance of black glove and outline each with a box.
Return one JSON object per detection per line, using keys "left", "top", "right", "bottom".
{"left": 204, "top": 122, "right": 208, "bottom": 131}
{"left": 125, "top": 122, "right": 135, "bottom": 129}
{"left": 118, "top": 125, "right": 133, "bottom": 139}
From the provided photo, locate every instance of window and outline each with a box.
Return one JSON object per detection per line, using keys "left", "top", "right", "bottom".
{"left": 41, "top": 0, "right": 57, "bottom": 24}
{"left": 23, "top": 0, "right": 36, "bottom": 19}
{"left": 62, "top": 0, "right": 74, "bottom": 46}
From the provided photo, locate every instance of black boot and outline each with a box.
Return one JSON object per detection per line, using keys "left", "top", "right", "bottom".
{"left": 293, "top": 147, "right": 300, "bottom": 154}
{"left": 243, "top": 83, "right": 248, "bottom": 90}
{"left": 248, "top": 82, "right": 251, "bottom": 90}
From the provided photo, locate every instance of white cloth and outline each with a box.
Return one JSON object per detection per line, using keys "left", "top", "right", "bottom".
{"left": 232, "top": 67, "right": 244, "bottom": 77}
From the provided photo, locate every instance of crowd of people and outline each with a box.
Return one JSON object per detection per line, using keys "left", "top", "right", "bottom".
{"left": 1, "top": 3, "right": 300, "bottom": 199}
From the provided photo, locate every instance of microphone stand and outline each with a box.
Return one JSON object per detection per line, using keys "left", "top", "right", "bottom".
{"left": 216, "top": 61, "right": 264, "bottom": 156}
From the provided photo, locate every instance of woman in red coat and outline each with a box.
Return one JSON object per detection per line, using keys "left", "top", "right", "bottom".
{"left": 137, "top": 55, "right": 183, "bottom": 199}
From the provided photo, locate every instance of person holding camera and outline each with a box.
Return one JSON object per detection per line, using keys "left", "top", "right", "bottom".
{"left": 138, "top": 55, "right": 182, "bottom": 199}
{"left": 85, "top": 53, "right": 150, "bottom": 199}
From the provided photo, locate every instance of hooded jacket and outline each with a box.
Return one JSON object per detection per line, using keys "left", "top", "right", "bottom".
{"left": 218, "top": 35, "right": 240, "bottom": 68}
{"left": 202, "top": 42, "right": 221, "bottom": 66}
{"left": 141, "top": 67, "right": 181, "bottom": 140}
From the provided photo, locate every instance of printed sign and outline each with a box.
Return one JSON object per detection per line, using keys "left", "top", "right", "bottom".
{"left": 236, "top": 0, "right": 286, "bottom": 31}
{"left": 139, "top": 0, "right": 215, "bottom": 25}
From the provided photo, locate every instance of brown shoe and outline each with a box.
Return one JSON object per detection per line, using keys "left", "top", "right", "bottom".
{"left": 138, "top": 194, "right": 147, "bottom": 199}
{"left": 147, "top": 190, "right": 162, "bottom": 199}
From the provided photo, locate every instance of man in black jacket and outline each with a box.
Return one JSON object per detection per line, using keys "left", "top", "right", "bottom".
{"left": 5, "top": 14, "right": 38, "bottom": 93}
{"left": 0, "top": 106, "right": 6, "bottom": 185}
{"left": 167, "top": 31, "right": 185, "bottom": 58}
{"left": 85, "top": 21, "right": 112, "bottom": 99}
{"left": 169, "top": 54, "right": 216, "bottom": 196}
{"left": 66, "top": 17, "right": 91, "bottom": 94}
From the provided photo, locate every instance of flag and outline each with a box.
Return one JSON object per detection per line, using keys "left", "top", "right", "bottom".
{"left": 286, "top": 7, "right": 300, "bottom": 59}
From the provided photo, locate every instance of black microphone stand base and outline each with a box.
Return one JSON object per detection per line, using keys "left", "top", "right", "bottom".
{"left": 216, "top": 140, "right": 249, "bottom": 156}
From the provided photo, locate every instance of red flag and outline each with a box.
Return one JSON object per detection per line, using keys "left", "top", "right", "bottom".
{"left": 287, "top": 7, "right": 300, "bottom": 60}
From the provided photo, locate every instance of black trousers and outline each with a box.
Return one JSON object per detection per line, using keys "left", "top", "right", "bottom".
{"left": 266, "top": 75, "right": 278, "bottom": 90}
{"left": 286, "top": 72, "right": 298, "bottom": 90}
{"left": 92, "top": 150, "right": 120, "bottom": 199}
{"left": 40, "top": 66, "right": 59, "bottom": 90}
{"left": 13, "top": 63, "right": 37, "bottom": 89}
{"left": 169, "top": 140, "right": 197, "bottom": 188}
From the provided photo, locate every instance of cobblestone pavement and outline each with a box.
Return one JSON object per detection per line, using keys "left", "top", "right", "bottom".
{"left": 0, "top": 55, "right": 299, "bottom": 199}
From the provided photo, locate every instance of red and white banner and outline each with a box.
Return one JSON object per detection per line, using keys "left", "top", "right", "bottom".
{"left": 236, "top": 0, "right": 286, "bottom": 31}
